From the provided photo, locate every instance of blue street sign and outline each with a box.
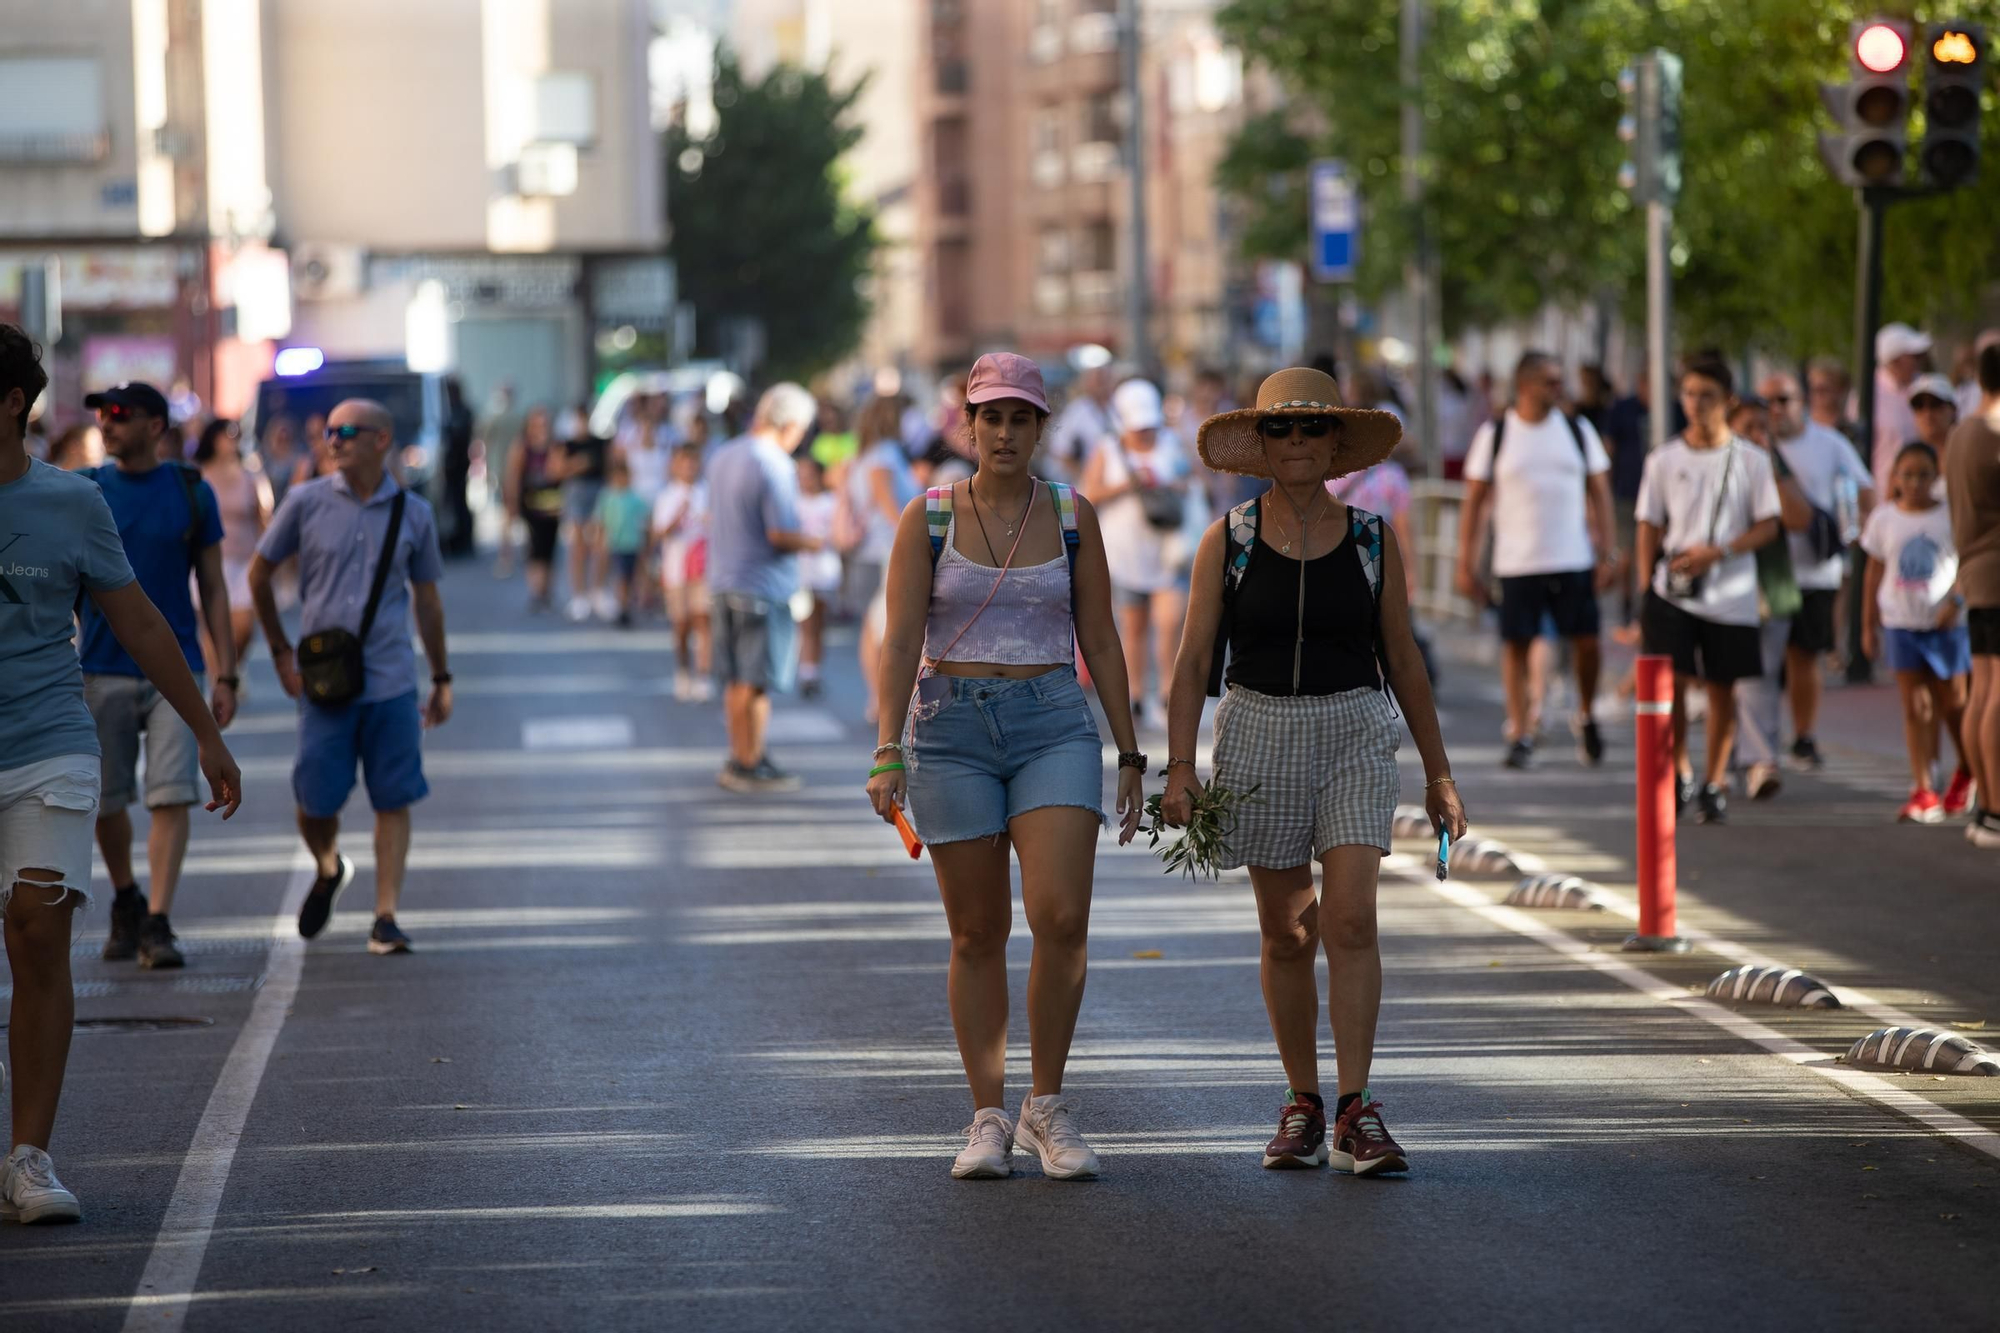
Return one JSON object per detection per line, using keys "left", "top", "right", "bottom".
{"left": 1309, "top": 159, "right": 1359, "bottom": 283}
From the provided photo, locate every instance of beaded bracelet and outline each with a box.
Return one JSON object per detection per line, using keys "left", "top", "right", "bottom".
{"left": 868, "top": 762, "right": 906, "bottom": 778}
{"left": 872, "top": 742, "right": 903, "bottom": 758}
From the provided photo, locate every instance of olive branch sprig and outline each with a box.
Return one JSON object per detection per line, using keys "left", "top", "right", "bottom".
{"left": 1140, "top": 776, "right": 1261, "bottom": 880}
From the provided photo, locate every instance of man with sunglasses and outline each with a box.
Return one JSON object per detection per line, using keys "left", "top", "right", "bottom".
{"left": 77, "top": 382, "right": 237, "bottom": 970}
{"left": 1457, "top": 351, "right": 1617, "bottom": 770}
{"left": 248, "top": 400, "right": 449, "bottom": 955}
{"left": 1760, "top": 371, "right": 1874, "bottom": 770}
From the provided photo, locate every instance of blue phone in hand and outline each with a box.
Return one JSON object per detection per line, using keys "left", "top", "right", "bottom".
{"left": 1436, "top": 830, "right": 1450, "bottom": 881}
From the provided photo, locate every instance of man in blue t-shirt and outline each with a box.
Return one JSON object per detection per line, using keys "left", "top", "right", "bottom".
{"left": 77, "top": 382, "right": 238, "bottom": 970}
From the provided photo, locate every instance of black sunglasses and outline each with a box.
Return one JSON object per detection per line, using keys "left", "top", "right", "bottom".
{"left": 324, "top": 424, "right": 380, "bottom": 442}
{"left": 98, "top": 404, "right": 137, "bottom": 422}
{"left": 1258, "top": 415, "right": 1334, "bottom": 440}
{"left": 1768, "top": 394, "right": 1796, "bottom": 404}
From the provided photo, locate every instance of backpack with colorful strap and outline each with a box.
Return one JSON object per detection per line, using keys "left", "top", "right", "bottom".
{"left": 1205, "top": 495, "right": 1387, "bottom": 696}
{"left": 926, "top": 480, "right": 1081, "bottom": 586}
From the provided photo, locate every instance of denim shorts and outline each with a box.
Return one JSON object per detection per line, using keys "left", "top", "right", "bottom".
{"left": 293, "top": 691, "right": 430, "bottom": 818}
{"left": 903, "top": 667, "right": 1106, "bottom": 845}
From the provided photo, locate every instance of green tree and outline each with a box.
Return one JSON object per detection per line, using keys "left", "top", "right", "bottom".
{"left": 666, "top": 52, "right": 879, "bottom": 381}
{"left": 1215, "top": 0, "right": 2000, "bottom": 359}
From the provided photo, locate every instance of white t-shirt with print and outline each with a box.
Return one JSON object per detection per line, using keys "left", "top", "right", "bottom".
{"left": 1860, "top": 502, "right": 1958, "bottom": 630}
{"left": 652, "top": 480, "right": 706, "bottom": 587}
{"left": 1463, "top": 409, "right": 1611, "bottom": 577}
{"left": 1778, "top": 423, "right": 1874, "bottom": 590}
{"left": 1637, "top": 436, "right": 1783, "bottom": 627}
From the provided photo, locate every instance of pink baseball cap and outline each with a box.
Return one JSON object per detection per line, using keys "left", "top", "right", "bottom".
{"left": 965, "top": 352, "right": 1050, "bottom": 413}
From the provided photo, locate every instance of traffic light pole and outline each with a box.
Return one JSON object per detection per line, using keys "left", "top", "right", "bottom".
{"left": 1844, "top": 186, "right": 1890, "bottom": 684}
{"left": 1645, "top": 198, "right": 1672, "bottom": 452}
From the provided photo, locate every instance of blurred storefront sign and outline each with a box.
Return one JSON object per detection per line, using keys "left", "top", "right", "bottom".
{"left": 81, "top": 335, "right": 176, "bottom": 391}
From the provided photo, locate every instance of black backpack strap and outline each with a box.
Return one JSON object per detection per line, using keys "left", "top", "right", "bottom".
{"left": 171, "top": 462, "right": 207, "bottom": 553}
{"left": 357, "top": 490, "right": 408, "bottom": 641}
{"left": 1487, "top": 410, "right": 1507, "bottom": 465}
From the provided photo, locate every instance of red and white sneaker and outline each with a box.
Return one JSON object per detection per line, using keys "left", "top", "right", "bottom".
{"left": 1898, "top": 789, "right": 1945, "bottom": 824}
{"left": 1330, "top": 1092, "right": 1409, "bottom": 1176}
{"left": 1261, "top": 1092, "right": 1328, "bottom": 1169}
{"left": 1942, "top": 769, "right": 1978, "bottom": 818}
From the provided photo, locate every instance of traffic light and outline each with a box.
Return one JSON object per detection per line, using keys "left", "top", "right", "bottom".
{"left": 1921, "top": 22, "right": 1985, "bottom": 188}
{"left": 1619, "top": 50, "right": 1684, "bottom": 206}
{"left": 1820, "top": 18, "right": 1914, "bottom": 187}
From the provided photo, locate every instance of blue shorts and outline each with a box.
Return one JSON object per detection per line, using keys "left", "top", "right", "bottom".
{"left": 1884, "top": 626, "right": 1972, "bottom": 680}
{"left": 903, "top": 667, "right": 1106, "bottom": 845}
{"left": 293, "top": 691, "right": 430, "bottom": 818}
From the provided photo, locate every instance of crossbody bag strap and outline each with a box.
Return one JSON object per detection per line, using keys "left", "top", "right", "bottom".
{"left": 356, "top": 490, "right": 407, "bottom": 641}
{"left": 1703, "top": 443, "right": 1735, "bottom": 549}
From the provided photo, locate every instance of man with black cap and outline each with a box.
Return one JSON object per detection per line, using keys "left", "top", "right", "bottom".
{"left": 77, "top": 382, "right": 237, "bottom": 969}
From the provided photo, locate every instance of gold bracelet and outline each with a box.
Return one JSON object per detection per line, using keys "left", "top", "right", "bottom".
{"left": 1425, "top": 776, "right": 1456, "bottom": 789}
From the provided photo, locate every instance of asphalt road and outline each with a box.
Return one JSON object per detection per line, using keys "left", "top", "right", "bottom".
{"left": 3, "top": 562, "right": 1995, "bottom": 1332}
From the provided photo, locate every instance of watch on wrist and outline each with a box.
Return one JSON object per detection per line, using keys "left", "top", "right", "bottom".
{"left": 432, "top": 672, "right": 453, "bottom": 685}
{"left": 216, "top": 675, "right": 240, "bottom": 689}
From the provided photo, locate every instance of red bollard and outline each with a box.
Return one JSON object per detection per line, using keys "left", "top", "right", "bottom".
{"left": 1625, "top": 654, "right": 1689, "bottom": 953}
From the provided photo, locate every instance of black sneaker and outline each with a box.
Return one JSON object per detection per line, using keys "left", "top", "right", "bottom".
{"left": 1676, "top": 775, "right": 1699, "bottom": 813}
{"left": 1790, "top": 736, "right": 1825, "bottom": 770}
{"left": 298, "top": 855, "right": 355, "bottom": 940}
{"left": 1577, "top": 720, "right": 1605, "bottom": 768}
{"left": 367, "top": 915, "right": 413, "bottom": 955}
{"left": 1503, "top": 738, "right": 1535, "bottom": 770}
{"left": 800, "top": 677, "right": 823, "bottom": 700}
{"left": 1696, "top": 784, "right": 1728, "bottom": 825}
{"left": 137, "top": 914, "right": 186, "bottom": 970}
{"left": 717, "top": 761, "right": 757, "bottom": 793}
{"left": 746, "top": 756, "right": 803, "bottom": 792}
{"left": 101, "top": 886, "right": 144, "bottom": 961}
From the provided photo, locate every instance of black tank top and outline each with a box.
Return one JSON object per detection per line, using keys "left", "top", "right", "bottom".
{"left": 1225, "top": 526, "right": 1382, "bottom": 697}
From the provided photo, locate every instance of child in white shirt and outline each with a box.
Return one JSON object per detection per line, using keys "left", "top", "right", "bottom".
{"left": 794, "top": 454, "right": 845, "bottom": 698}
{"left": 652, "top": 444, "right": 711, "bottom": 701}
{"left": 1861, "top": 441, "right": 1975, "bottom": 822}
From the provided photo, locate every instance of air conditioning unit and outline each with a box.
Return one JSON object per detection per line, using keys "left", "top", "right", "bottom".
{"left": 290, "top": 243, "right": 366, "bottom": 302}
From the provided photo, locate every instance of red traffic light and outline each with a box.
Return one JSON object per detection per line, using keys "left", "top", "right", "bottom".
{"left": 1857, "top": 22, "right": 1908, "bottom": 72}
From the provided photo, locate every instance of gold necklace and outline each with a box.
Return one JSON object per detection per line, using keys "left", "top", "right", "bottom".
{"left": 1267, "top": 485, "right": 1325, "bottom": 555}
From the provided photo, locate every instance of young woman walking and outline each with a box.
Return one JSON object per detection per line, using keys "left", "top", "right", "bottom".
{"left": 867, "top": 352, "right": 1143, "bottom": 1182}
{"left": 194, "top": 418, "right": 273, "bottom": 674}
{"left": 1162, "top": 366, "right": 1469, "bottom": 1176}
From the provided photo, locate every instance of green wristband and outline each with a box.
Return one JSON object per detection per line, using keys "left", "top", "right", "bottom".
{"left": 868, "top": 763, "right": 906, "bottom": 778}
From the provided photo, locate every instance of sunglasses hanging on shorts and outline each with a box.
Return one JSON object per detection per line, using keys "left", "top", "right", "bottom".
{"left": 1257, "top": 416, "right": 1334, "bottom": 440}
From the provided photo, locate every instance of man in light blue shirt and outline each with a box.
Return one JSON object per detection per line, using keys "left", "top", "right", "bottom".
{"left": 705, "top": 382, "right": 820, "bottom": 792}
{"left": 249, "top": 398, "right": 450, "bottom": 955}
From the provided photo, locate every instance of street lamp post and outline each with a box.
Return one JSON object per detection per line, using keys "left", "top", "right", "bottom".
{"left": 1118, "top": 0, "right": 1152, "bottom": 377}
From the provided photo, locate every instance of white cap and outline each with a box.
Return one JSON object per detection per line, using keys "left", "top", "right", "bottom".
{"left": 1876, "top": 322, "right": 1933, "bottom": 363}
{"left": 1112, "top": 378, "right": 1164, "bottom": 432}
{"left": 1906, "top": 372, "right": 1957, "bottom": 406}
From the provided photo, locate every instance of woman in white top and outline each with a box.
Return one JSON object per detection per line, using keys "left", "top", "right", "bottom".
{"left": 1080, "top": 379, "right": 1205, "bottom": 726}
{"left": 848, "top": 397, "right": 922, "bottom": 720}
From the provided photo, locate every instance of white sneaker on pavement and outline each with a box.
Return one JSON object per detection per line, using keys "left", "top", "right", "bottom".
{"left": 673, "top": 669, "right": 693, "bottom": 702}
{"left": 592, "top": 588, "right": 620, "bottom": 621}
{"left": 951, "top": 1107, "right": 1014, "bottom": 1180}
{"left": 1, "top": 1145, "right": 81, "bottom": 1224}
{"left": 564, "top": 596, "right": 592, "bottom": 623}
{"left": 1016, "top": 1093, "right": 1100, "bottom": 1180}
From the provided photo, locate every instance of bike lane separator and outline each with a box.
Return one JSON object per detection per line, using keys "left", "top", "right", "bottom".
{"left": 1384, "top": 855, "right": 2000, "bottom": 1166}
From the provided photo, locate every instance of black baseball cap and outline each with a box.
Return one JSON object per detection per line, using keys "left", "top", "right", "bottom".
{"left": 83, "top": 382, "right": 170, "bottom": 420}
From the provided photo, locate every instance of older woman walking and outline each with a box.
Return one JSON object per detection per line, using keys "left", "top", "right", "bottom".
{"left": 867, "top": 352, "right": 1144, "bottom": 1182}
{"left": 1162, "top": 366, "right": 1468, "bottom": 1176}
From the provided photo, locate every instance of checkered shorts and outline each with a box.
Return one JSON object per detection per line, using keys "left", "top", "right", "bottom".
{"left": 1209, "top": 685, "right": 1401, "bottom": 868}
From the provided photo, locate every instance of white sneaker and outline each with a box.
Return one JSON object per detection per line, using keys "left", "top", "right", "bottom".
{"left": 951, "top": 1107, "right": 1015, "bottom": 1180}
{"left": 1016, "top": 1093, "right": 1100, "bottom": 1180}
{"left": 1141, "top": 697, "right": 1166, "bottom": 732}
{"left": 673, "top": 669, "right": 693, "bottom": 702}
{"left": 564, "top": 596, "right": 592, "bottom": 623}
{"left": 689, "top": 676, "right": 714, "bottom": 703}
{"left": 1970, "top": 815, "right": 2000, "bottom": 850}
{"left": 1, "top": 1145, "right": 81, "bottom": 1224}
{"left": 592, "top": 588, "right": 620, "bottom": 621}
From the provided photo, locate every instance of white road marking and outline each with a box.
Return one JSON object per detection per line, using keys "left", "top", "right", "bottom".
{"left": 764, "top": 708, "right": 847, "bottom": 744}
{"left": 1388, "top": 856, "right": 2000, "bottom": 1165}
{"left": 121, "top": 854, "right": 317, "bottom": 1333}
{"left": 521, "top": 716, "right": 637, "bottom": 750}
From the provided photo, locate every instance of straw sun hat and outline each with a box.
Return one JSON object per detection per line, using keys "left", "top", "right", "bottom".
{"left": 1196, "top": 367, "right": 1402, "bottom": 480}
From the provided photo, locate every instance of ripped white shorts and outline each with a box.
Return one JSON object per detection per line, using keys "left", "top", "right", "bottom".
{"left": 0, "top": 755, "right": 100, "bottom": 911}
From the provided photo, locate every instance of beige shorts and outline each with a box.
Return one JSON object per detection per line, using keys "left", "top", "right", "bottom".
{"left": 85, "top": 673, "right": 203, "bottom": 810}
{"left": 664, "top": 579, "right": 712, "bottom": 623}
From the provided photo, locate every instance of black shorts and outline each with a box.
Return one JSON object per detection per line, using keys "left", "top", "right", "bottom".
{"left": 1972, "top": 605, "right": 2000, "bottom": 657}
{"left": 1642, "top": 591, "right": 1763, "bottom": 683}
{"left": 524, "top": 513, "right": 561, "bottom": 564}
{"left": 1788, "top": 588, "right": 1839, "bottom": 655}
{"left": 1498, "top": 569, "right": 1601, "bottom": 644}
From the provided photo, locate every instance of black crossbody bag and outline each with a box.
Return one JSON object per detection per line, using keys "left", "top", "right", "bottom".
{"left": 298, "top": 491, "right": 406, "bottom": 707}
